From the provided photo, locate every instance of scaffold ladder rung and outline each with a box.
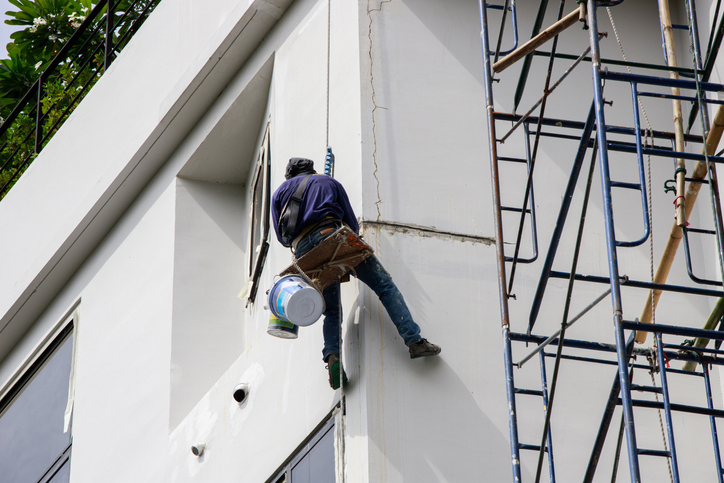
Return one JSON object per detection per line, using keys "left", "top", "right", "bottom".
{"left": 519, "top": 444, "right": 549, "bottom": 453}
{"left": 682, "top": 224, "right": 724, "bottom": 286}
{"left": 497, "top": 124, "right": 539, "bottom": 264}
{"left": 638, "top": 449, "right": 672, "bottom": 458}
{"left": 515, "top": 388, "right": 544, "bottom": 397}
{"left": 630, "top": 384, "right": 663, "bottom": 395}
{"left": 479, "top": 1, "right": 724, "bottom": 481}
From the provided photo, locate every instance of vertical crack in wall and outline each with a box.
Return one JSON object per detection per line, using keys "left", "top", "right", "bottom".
{"left": 367, "top": 0, "right": 391, "bottom": 222}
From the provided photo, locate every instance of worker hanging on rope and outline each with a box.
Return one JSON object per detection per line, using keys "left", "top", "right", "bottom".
{"left": 271, "top": 156, "right": 441, "bottom": 390}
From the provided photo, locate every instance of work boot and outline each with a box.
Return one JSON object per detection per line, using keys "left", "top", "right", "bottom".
{"left": 409, "top": 338, "right": 442, "bottom": 359}
{"left": 325, "top": 354, "right": 348, "bottom": 390}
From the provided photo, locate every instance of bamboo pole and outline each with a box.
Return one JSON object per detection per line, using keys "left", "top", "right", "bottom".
{"left": 659, "top": 0, "right": 688, "bottom": 227}
{"left": 681, "top": 298, "right": 724, "bottom": 371}
{"left": 493, "top": 4, "right": 586, "bottom": 74}
{"left": 635, "top": 105, "right": 724, "bottom": 343}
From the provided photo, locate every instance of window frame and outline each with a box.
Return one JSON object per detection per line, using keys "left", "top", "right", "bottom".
{"left": 247, "top": 122, "right": 271, "bottom": 305}
{"left": 266, "top": 412, "right": 337, "bottom": 483}
{"left": 0, "top": 322, "right": 73, "bottom": 415}
{"left": 0, "top": 320, "right": 74, "bottom": 483}
{"left": 35, "top": 443, "right": 72, "bottom": 483}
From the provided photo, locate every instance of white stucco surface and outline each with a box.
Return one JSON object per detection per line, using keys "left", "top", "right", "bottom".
{"left": 171, "top": 179, "right": 247, "bottom": 428}
{"left": 1, "top": 0, "right": 724, "bottom": 482}
{"left": 0, "top": 0, "right": 293, "bottom": 377}
{"left": 70, "top": 181, "right": 176, "bottom": 483}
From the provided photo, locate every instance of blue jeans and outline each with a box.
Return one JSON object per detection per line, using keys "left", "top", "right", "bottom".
{"left": 295, "top": 223, "right": 422, "bottom": 361}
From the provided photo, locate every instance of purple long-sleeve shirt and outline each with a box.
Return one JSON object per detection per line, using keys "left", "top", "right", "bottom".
{"left": 271, "top": 174, "right": 359, "bottom": 246}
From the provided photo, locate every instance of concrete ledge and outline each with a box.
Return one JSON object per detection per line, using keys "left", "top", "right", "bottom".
{"left": 0, "top": 0, "right": 294, "bottom": 362}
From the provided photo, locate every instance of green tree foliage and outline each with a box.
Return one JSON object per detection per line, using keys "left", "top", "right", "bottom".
{"left": 0, "top": 44, "right": 37, "bottom": 112}
{"left": 6, "top": 0, "right": 94, "bottom": 62}
{"left": 0, "top": 54, "right": 102, "bottom": 195}
{"left": 0, "top": 0, "right": 158, "bottom": 198}
{"left": 1, "top": 0, "right": 104, "bottom": 119}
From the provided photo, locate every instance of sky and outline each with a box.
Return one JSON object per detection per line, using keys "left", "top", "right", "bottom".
{"left": 0, "top": 0, "right": 22, "bottom": 59}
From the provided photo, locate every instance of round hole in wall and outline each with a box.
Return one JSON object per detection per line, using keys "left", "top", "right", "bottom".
{"left": 233, "top": 383, "right": 250, "bottom": 403}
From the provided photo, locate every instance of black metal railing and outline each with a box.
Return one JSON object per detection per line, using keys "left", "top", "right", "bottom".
{"left": 0, "top": 0, "right": 162, "bottom": 200}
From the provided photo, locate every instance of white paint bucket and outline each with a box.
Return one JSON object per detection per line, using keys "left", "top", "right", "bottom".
{"left": 268, "top": 275, "right": 324, "bottom": 326}
{"left": 267, "top": 316, "right": 299, "bottom": 339}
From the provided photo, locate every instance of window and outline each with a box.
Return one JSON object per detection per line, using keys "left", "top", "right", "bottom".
{"left": 247, "top": 123, "right": 271, "bottom": 305}
{"left": 268, "top": 416, "right": 336, "bottom": 483}
{"left": 0, "top": 322, "right": 74, "bottom": 483}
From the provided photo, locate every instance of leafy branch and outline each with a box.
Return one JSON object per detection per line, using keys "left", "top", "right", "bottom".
{"left": 0, "top": 0, "right": 158, "bottom": 199}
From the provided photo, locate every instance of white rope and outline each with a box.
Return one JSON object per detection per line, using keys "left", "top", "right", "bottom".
{"left": 643, "top": 129, "right": 659, "bottom": 406}
{"left": 607, "top": 5, "right": 658, "bottom": 334}
{"left": 326, "top": 0, "right": 331, "bottom": 149}
{"left": 606, "top": 7, "right": 653, "bottom": 131}
{"left": 606, "top": 9, "right": 656, "bottom": 310}
{"left": 325, "top": 1, "right": 345, "bottom": 397}
{"left": 645, "top": 128, "right": 656, "bottom": 332}
{"left": 648, "top": 348, "right": 675, "bottom": 483}
{"left": 607, "top": 8, "right": 673, "bottom": 482}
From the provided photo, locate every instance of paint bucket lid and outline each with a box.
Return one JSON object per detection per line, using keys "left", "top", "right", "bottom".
{"left": 284, "top": 286, "right": 323, "bottom": 326}
{"left": 268, "top": 275, "right": 324, "bottom": 327}
{"left": 267, "top": 317, "right": 298, "bottom": 339}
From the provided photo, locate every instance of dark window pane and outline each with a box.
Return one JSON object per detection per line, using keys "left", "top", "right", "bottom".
{"left": 0, "top": 335, "right": 73, "bottom": 483}
{"left": 46, "top": 456, "right": 71, "bottom": 483}
{"left": 291, "top": 425, "right": 335, "bottom": 483}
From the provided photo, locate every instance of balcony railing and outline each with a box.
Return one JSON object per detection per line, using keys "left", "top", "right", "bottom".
{"left": 0, "top": 0, "right": 162, "bottom": 200}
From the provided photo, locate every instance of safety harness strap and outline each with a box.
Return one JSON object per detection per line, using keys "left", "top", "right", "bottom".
{"left": 278, "top": 174, "right": 314, "bottom": 247}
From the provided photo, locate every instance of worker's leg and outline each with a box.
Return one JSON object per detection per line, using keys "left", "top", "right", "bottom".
{"left": 293, "top": 222, "right": 344, "bottom": 362}
{"left": 321, "top": 281, "right": 342, "bottom": 361}
{"left": 354, "top": 255, "right": 422, "bottom": 346}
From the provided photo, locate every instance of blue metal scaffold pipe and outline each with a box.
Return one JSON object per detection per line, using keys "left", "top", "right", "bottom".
{"left": 528, "top": 103, "right": 596, "bottom": 333}
{"left": 685, "top": 0, "right": 724, "bottom": 290}
{"left": 480, "top": 0, "right": 724, "bottom": 480}
{"left": 703, "top": 364, "right": 724, "bottom": 483}
{"left": 538, "top": 351, "right": 556, "bottom": 482}
{"left": 479, "top": 1, "right": 520, "bottom": 481}
{"left": 655, "top": 333, "right": 681, "bottom": 482}
{"left": 587, "top": 1, "right": 641, "bottom": 480}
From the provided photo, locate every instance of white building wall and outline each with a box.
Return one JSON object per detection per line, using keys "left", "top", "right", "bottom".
{"left": 351, "top": 0, "right": 511, "bottom": 481}
{"left": 0, "top": 0, "right": 288, "bottom": 380}
{"left": 71, "top": 180, "right": 176, "bottom": 483}
{"left": 171, "top": 180, "right": 247, "bottom": 429}
{"left": 1, "top": 0, "right": 724, "bottom": 482}
{"left": 354, "top": 0, "right": 724, "bottom": 481}
{"left": 168, "top": 0, "right": 367, "bottom": 481}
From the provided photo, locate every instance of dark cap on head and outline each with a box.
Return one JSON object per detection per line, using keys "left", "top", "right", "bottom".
{"left": 285, "top": 157, "right": 317, "bottom": 180}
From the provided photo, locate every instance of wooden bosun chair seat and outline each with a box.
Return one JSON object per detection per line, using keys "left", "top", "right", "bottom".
{"left": 280, "top": 226, "right": 374, "bottom": 291}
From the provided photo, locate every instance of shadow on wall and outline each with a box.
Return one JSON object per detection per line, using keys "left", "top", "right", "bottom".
{"left": 336, "top": 237, "right": 519, "bottom": 480}
{"left": 181, "top": 179, "right": 247, "bottom": 252}
{"left": 400, "top": 0, "right": 486, "bottom": 83}
{"left": 363, "top": 349, "right": 522, "bottom": 481}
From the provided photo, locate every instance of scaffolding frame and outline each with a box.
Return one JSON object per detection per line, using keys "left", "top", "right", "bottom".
{"left": 480, "top": 0, "right": 724, "bottom": 481}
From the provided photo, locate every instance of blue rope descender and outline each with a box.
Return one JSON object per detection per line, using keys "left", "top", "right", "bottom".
{"left": 324, "top": 147, "right": 335, "bottom": 176}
